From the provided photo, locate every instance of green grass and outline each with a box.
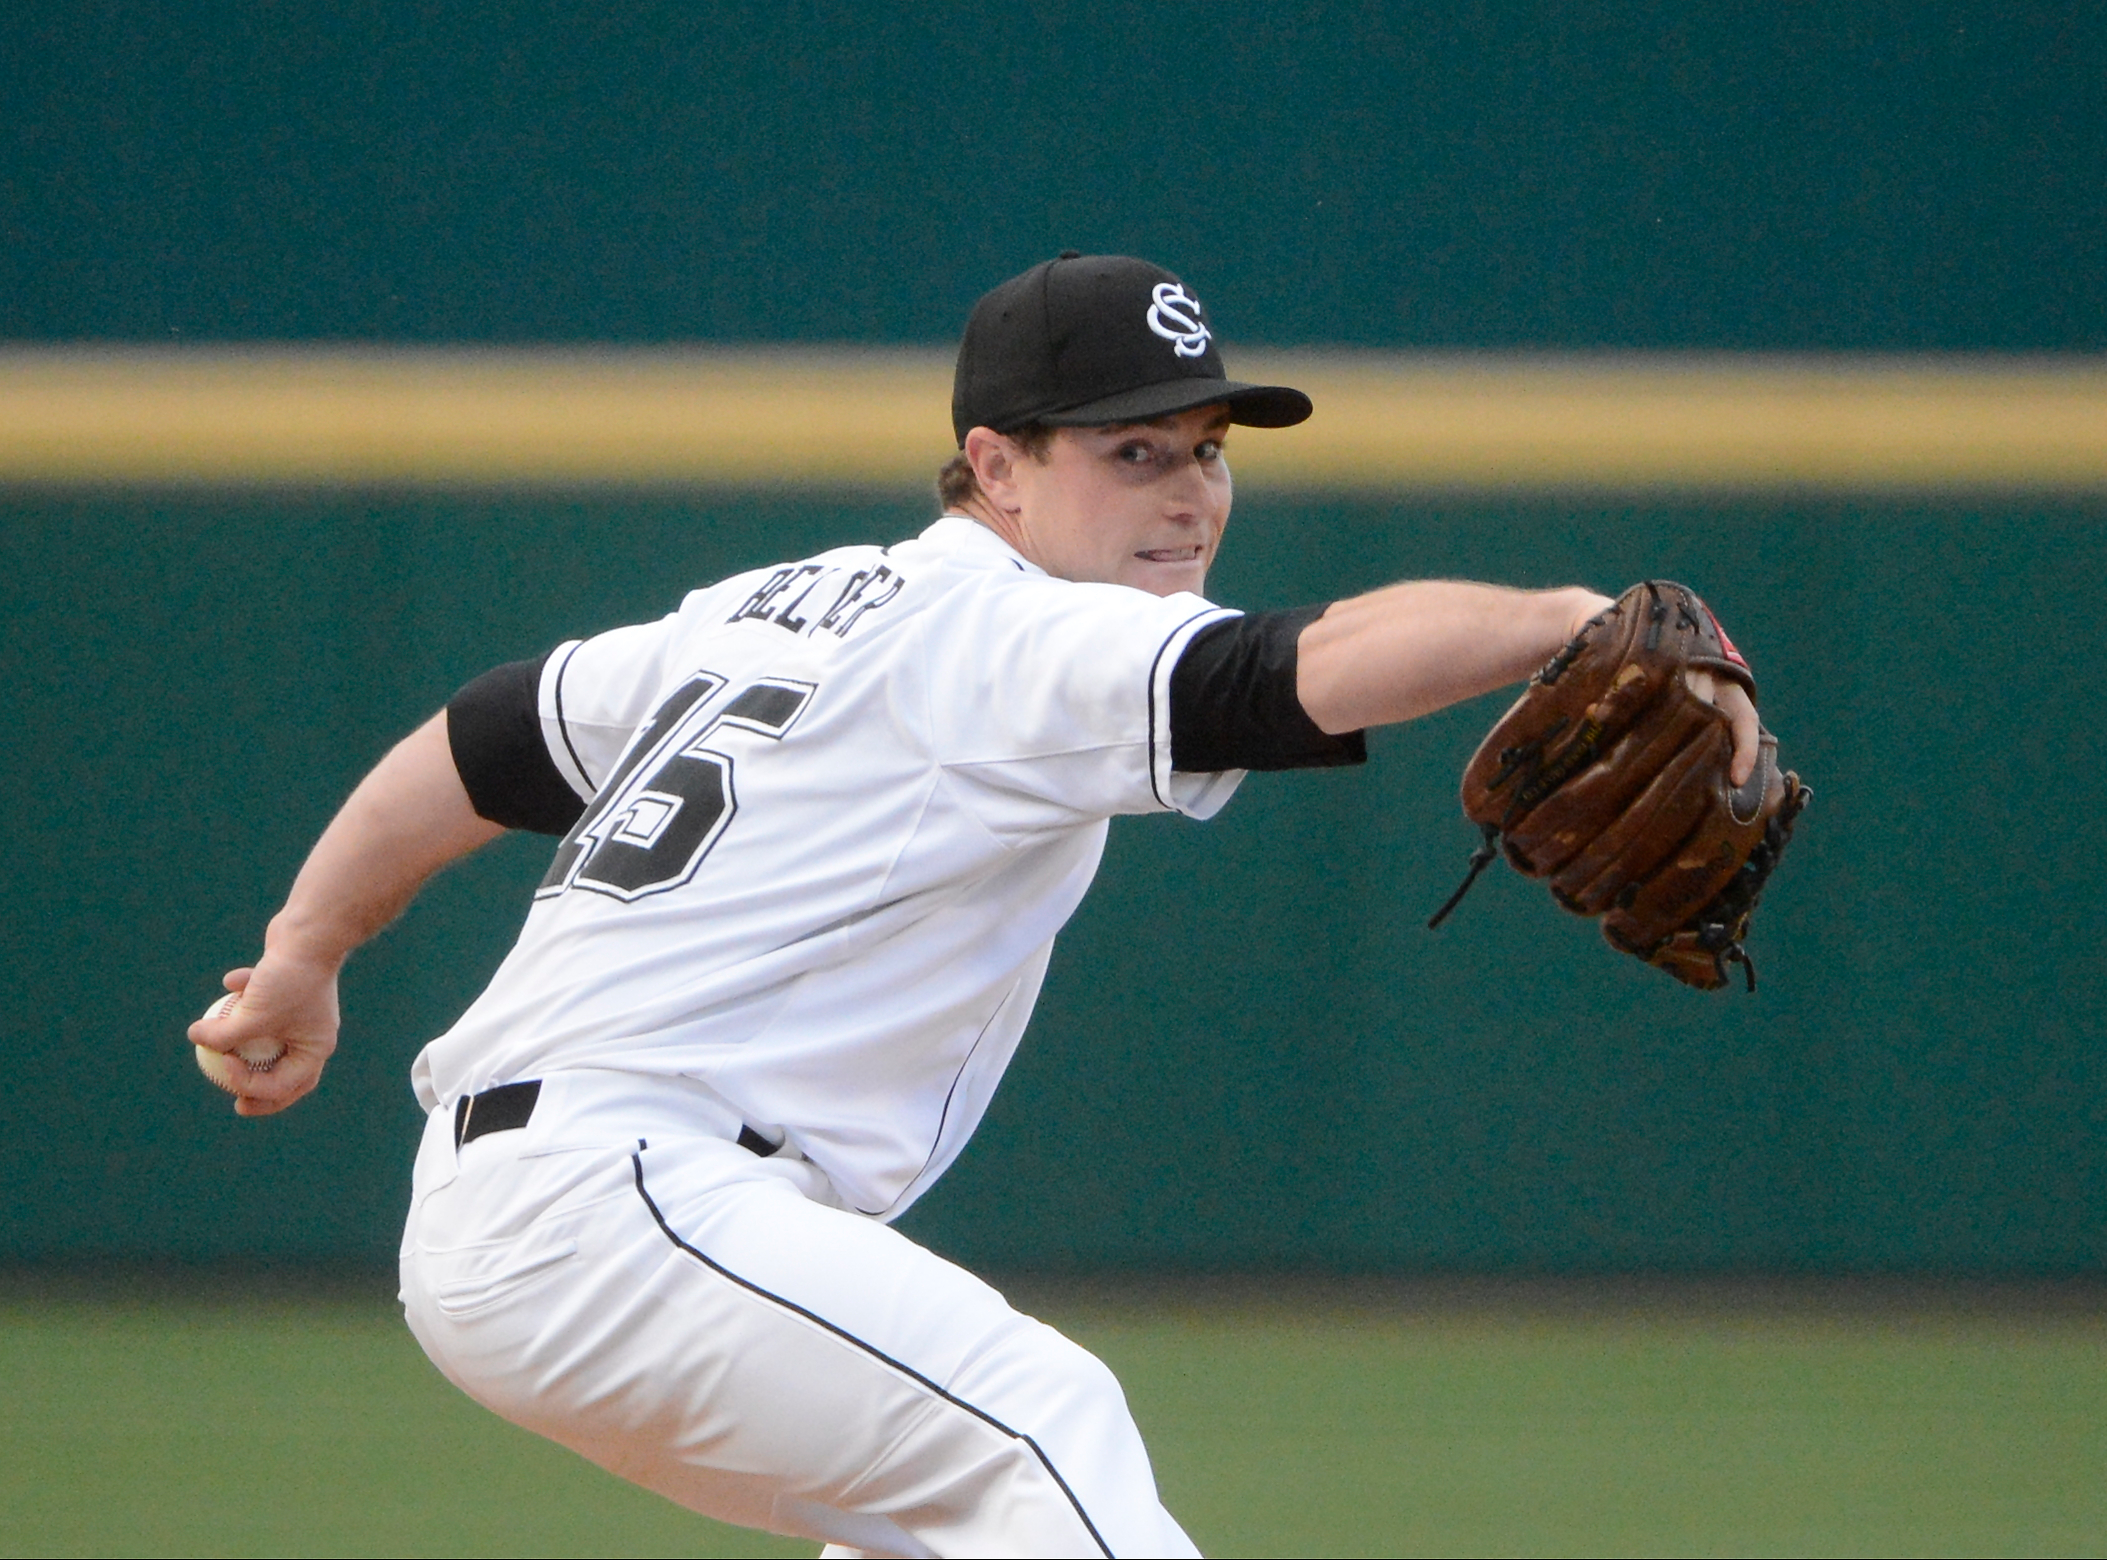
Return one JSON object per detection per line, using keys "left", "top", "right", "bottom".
{"left": 1, "top": 1276, "right": 2102, "bottom": 1557}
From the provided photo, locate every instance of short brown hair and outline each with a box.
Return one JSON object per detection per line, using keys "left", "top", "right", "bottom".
{"left": 936, "top": 424, "right": 1055, "bottom": 512}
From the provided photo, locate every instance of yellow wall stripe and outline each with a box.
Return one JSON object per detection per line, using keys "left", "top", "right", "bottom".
{"left": 2, "top": 347, "right": 2103, "bottom": 492}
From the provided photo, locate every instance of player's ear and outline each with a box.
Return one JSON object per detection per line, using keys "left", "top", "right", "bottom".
{"left": 963, "top": 427, "right": 1021, "bottom": 508}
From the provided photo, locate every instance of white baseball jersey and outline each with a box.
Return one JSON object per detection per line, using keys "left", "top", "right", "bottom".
{"left": 411, "top": 515, "right": 1246, "bottom": 1219}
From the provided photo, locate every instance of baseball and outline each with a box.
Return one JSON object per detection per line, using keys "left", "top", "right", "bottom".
{"left": 194, "top": 993, "right": 288, "bottom": 1092}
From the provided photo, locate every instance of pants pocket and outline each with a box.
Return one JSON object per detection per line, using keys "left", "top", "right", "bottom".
{"left": 427, "top": 1238, "right": 581, "bottom": 1318}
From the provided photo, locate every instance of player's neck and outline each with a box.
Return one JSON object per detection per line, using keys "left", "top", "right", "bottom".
{"left": 951, "top": 495, "right": 1038, "bottom": 569}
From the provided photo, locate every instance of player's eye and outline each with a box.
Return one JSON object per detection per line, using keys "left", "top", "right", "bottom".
{"left": 1195, "top": 439, "right": 1223, "bottom": 462}
{"left": 1116, "top": 441, "right": 1154, "bottom": 464}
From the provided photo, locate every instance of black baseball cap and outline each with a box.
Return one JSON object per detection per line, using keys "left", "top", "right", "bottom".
{"left": 951, "top": 253, "right": 1312, "bottom": 446}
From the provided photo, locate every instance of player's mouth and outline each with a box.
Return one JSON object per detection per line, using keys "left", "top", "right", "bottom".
{"left": 1135, "top": 546, "right": 1204, "bottom": 563}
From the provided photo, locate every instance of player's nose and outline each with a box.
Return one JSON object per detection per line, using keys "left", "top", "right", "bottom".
{"left": 1158, "top": 458, "right": 1218, "bottom": 519}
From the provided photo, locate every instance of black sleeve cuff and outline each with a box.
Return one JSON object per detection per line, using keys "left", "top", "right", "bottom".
{"left": 1169, "top": 606, "right": 1369, "bottom": 773}
{"left": 447, "top": 652, "right": 588, "bottom": 835}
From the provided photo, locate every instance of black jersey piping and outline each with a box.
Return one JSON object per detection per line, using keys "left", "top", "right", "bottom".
{"left": 1144, "top": 608, "right": 1230, "bottom": 810}
{"left": 628, "top": 1153, "right": 1113, "bottom": 1557}
{"left": 549, "top": 641, "right": 592, "bottom": 794}
{"left": 885, "top": 983, "right": 1019, "bottom": 1216}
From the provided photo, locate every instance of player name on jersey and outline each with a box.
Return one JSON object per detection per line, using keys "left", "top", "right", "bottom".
{"left": 728, "top": 561, "right": 906, "bottom": 639}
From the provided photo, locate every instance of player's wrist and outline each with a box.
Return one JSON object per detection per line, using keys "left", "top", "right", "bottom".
{"left": 1556, "top": 587, "right": 1616, "bottom": 643}
{"left": 260, "top": 908, "right": 357, "bottom": 974}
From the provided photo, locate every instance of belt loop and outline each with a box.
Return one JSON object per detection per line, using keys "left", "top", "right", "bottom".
{"left": 455, "top": 1080, "right": 543, "bottom": 1147}
{"left": 737, "top": 1124, "right": 781, "bottom": 1158}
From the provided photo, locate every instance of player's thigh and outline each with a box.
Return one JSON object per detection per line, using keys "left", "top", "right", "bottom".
{"left": 630, "top": 1137, "right": 1031, "bottom": 1379}
{"left": 631, "top": 1141, "right": 1191, "bottom": 1557}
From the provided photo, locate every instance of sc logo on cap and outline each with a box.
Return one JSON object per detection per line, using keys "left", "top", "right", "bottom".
{"left": 1146, "top": 283, "right": 1212, "bottom": 358}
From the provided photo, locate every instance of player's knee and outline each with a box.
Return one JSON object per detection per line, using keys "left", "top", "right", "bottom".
{"left": 998, "top": 1319, "right": 1136, "bottom": 1430}
{"left": 1055, "top": 1331, "right": 1128, "bottom": 1409}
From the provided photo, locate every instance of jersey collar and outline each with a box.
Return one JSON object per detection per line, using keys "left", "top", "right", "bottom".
{"left": 921, "top": 515, "right": 1047, "bottom": 577}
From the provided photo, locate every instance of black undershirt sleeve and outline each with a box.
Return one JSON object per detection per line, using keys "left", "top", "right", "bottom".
{"left": 1169, "top": 606, "right": 1368, "bottom": 773}
{"left": 447, "top": 651, "right": 589, "bottom": 836}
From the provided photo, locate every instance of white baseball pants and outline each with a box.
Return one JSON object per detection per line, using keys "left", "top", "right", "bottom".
{"left": 398, "top": 1070, "right": 1199, "bottom": 1558}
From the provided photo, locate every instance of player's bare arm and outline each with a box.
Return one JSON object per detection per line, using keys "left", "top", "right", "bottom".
{"left": 1296, "top": 583, "right": 1762, "bottom": 785}
{"left": 189, "top": 711, "right": 500, "bottom": 1115}
{"left": 953, "top": 403, "right": 1761, "bottom": 785}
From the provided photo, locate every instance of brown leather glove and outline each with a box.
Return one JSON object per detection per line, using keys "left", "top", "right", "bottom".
{"left": 1430, "top": 580, "right": 1809, "bottom": 991}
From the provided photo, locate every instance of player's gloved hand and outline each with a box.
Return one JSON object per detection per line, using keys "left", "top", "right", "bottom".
{"left": 1691, "top": 671, "right": 1761, "bottom": 788}
{"left": 1438, "top": 580, "right": 1809, "bottom": 991}
{"left": 187, "top": 948, "right": 341, "bottom": 1116}
{"left": 1562, "top": 590, "right": 1758, "bottom": 789}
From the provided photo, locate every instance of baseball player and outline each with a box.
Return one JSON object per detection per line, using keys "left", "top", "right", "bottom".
{"left": 192, "top": 254, "right": 1759, "bottom": 1558}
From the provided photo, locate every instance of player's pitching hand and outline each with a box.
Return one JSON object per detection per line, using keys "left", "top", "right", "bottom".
{"left": 188, "top": 953, "right": 340, "bottom": 1116}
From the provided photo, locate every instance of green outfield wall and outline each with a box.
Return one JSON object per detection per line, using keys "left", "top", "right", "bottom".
{"left": 7, "top": 4, "right": 2102, "bottom": 354}
{"left": 8, "top": 0, "right": 2104, "bottom": 1276}
{"left": 4, "top": 492, "right": 2100, "bottom": 1269}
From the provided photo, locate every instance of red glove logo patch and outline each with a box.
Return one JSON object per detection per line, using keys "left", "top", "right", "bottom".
{"left": 1706, "top": 609, "right": 1750, "bottom": 672}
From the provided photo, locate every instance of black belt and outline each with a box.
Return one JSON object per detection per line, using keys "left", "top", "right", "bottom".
{"left": 454, "top": 1079, "right": 780, "bottom": 1157}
